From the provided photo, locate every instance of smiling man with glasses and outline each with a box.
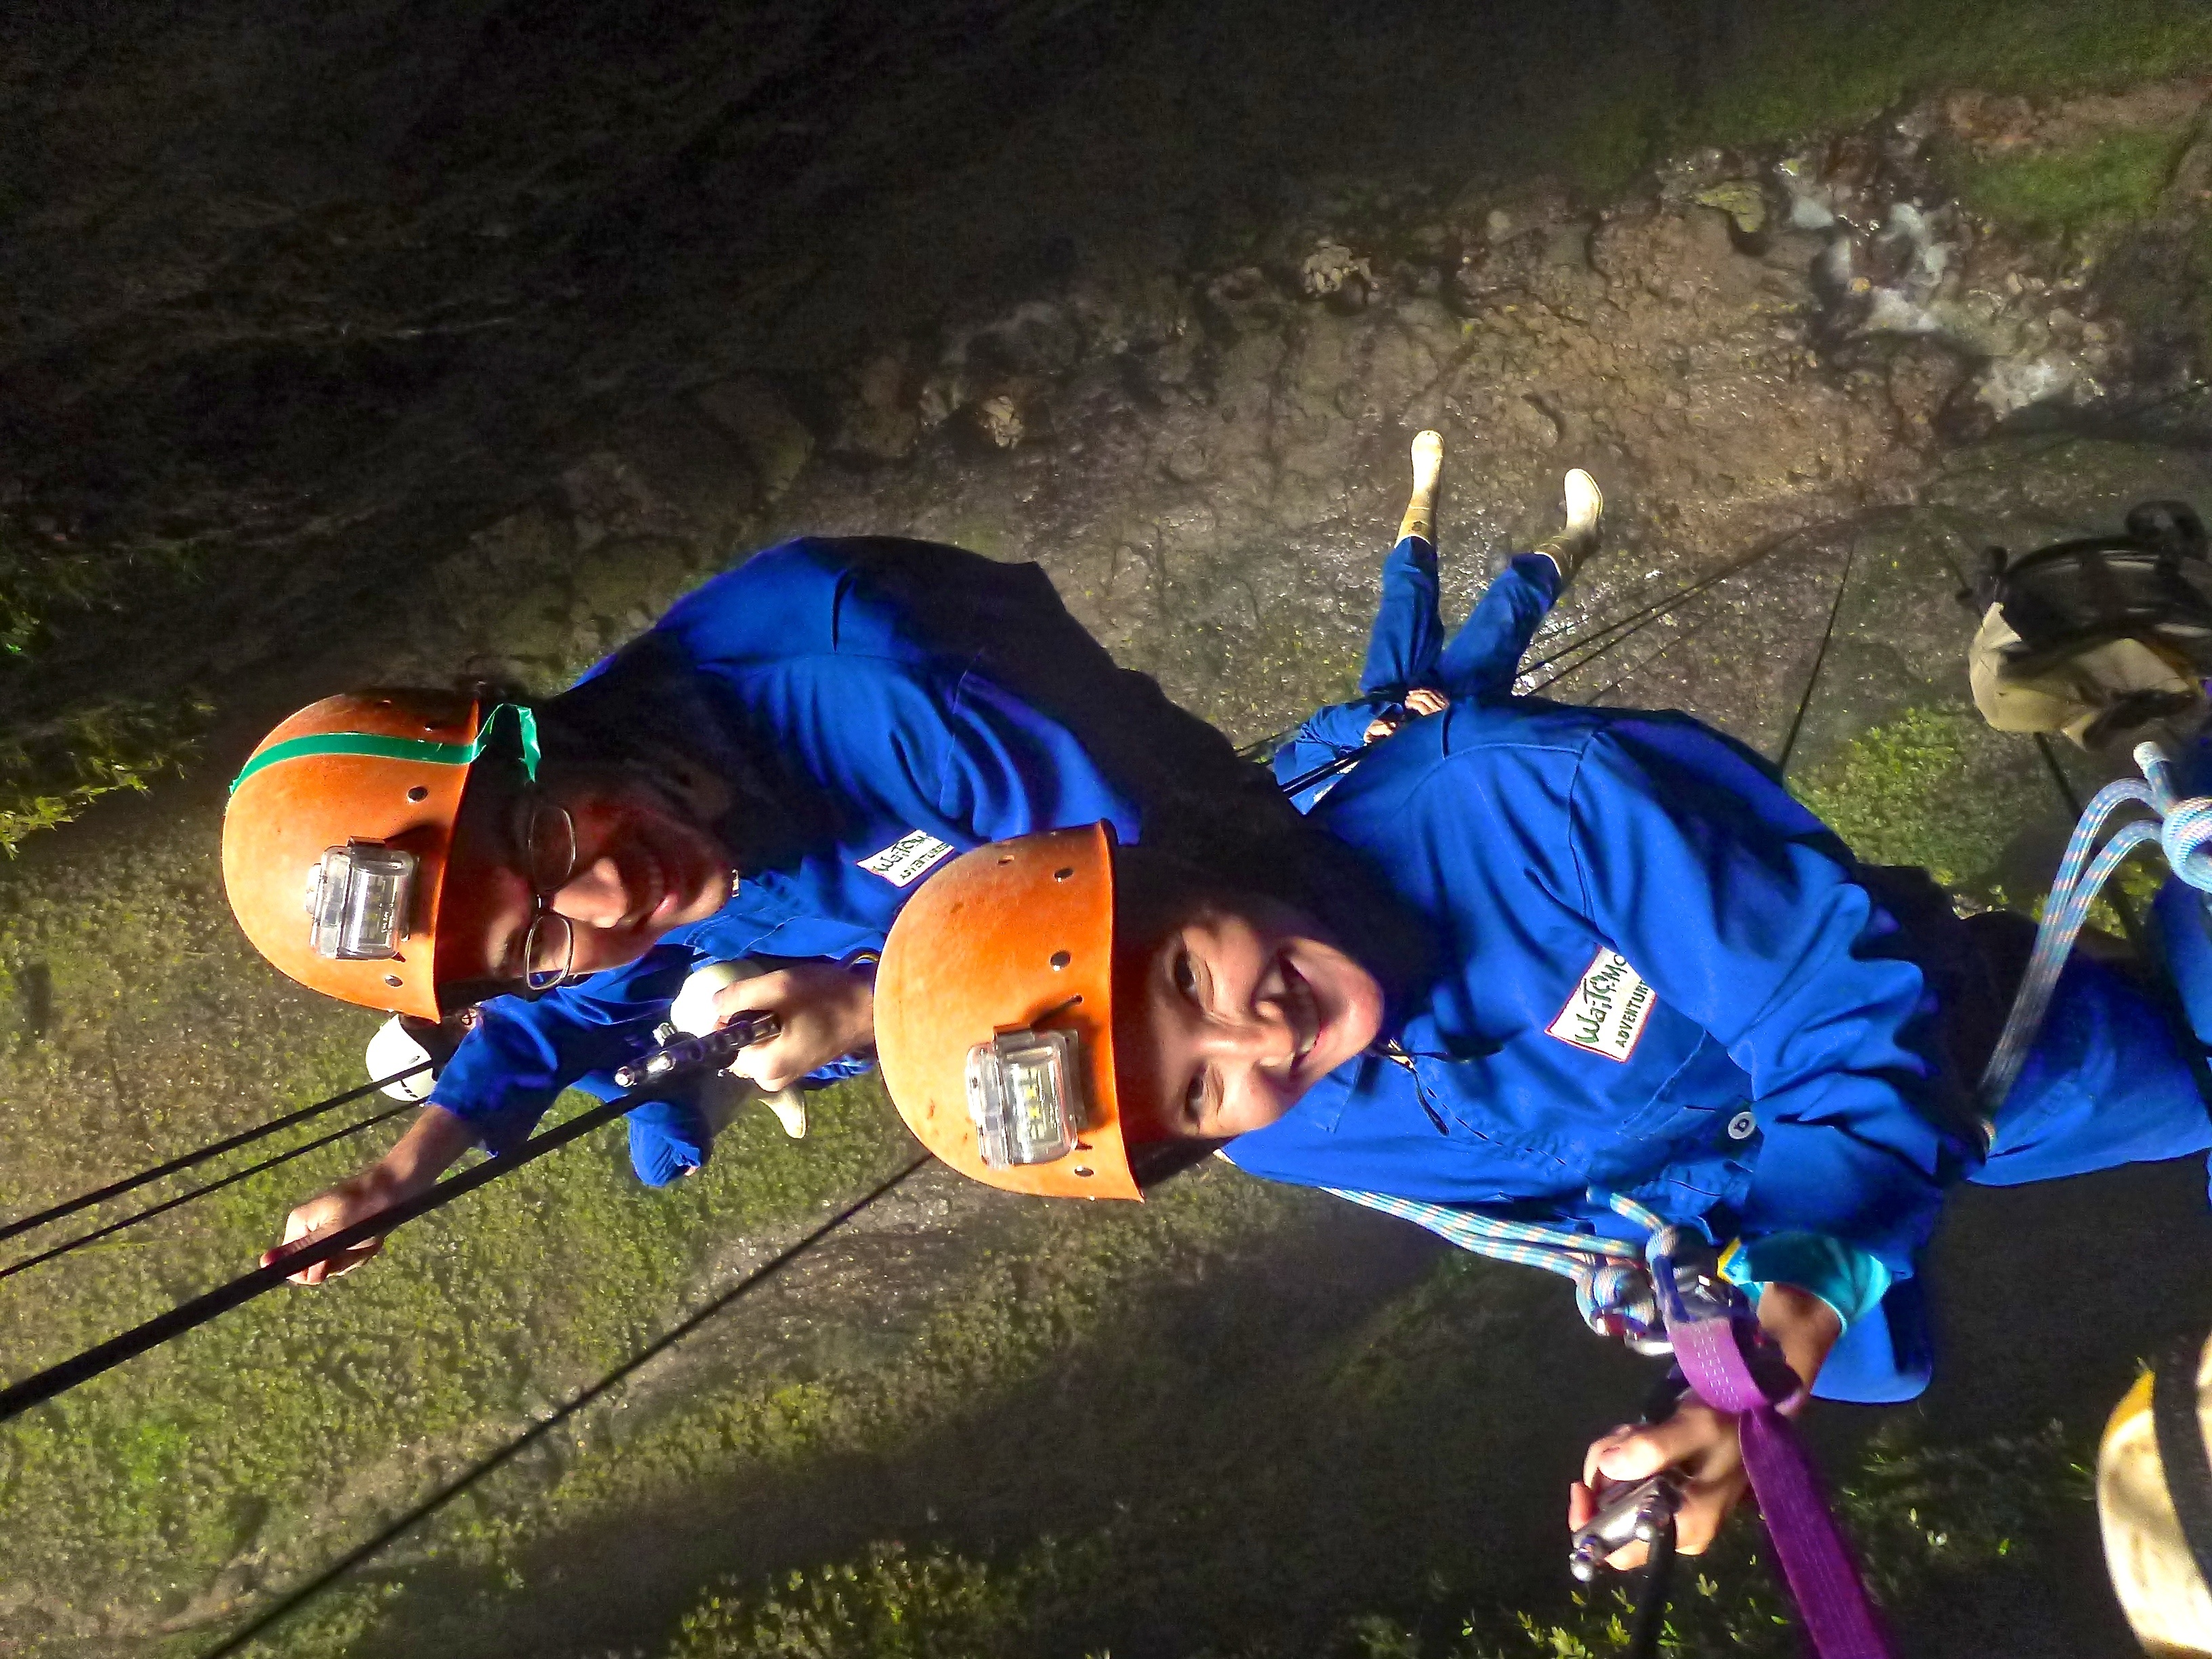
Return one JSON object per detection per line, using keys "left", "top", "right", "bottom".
{"left": 223, "top": 536, "right": 1321, "bottom": 1282}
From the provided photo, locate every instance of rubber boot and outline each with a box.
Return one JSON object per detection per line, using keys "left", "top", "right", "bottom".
{"left": 762, "top": 1085, "right": 808, "bottom": 1138}
{"left": 1400, "top": 430, "right": 1443, "bottom": 544}
{"left": 1533, "top": 469, "right": 1604, "bottom": 584}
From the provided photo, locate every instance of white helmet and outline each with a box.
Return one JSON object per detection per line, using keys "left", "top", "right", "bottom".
{"left": 365, "top": 1015, "right": 440, "bottom": 1102}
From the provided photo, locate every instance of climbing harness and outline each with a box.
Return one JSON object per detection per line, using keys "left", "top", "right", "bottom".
{"left": 1980, "top": 737, "right": 2212, "bottom": 1113}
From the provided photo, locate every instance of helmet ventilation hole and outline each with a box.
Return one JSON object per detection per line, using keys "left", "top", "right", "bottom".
{"left": 998, "top": 855, "right": 1015, "bottom": 865}
{"left": 407, "top": 785, "right": 430, "bottom": 802}
{"left": 1054, "top": 867, "right": 1074, "bottom": 880}
{"left": 1071, "top": 1165, "right": 1094, "bottom": 1179}
{"left": 382, "top": 973, "right": 403, "bottom": 987}
{"left": 1050, "top": 950, "right": 1072, "bottom": 970}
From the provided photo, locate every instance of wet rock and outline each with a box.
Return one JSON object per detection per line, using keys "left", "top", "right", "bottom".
{"left": 828, "top": 352, "right": 921, "bottom": 463}
{"left": 1692, "top": 180, "right": 1767, "bottom": 237}
{"left": 694, "top": 376, "right": 815, "bottom": 503}
{"left": 1884, "top": 340, "right": 1969, "bottom": 447}
{"left": 1300, "top": 241, "right": 1374, "bottom": 307}
{"left": 558, "top": 449, "right": 694, "bottom": 546}
{"left": 972, "top": 393, "right": 1025, "bottom": 449}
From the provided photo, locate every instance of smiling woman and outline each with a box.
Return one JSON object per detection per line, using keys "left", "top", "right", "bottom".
{"left": 1109, "top": 849, "right": 1383, "bottom": 1141}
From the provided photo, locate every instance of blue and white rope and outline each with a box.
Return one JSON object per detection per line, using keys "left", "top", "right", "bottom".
{"left": 1982, "top": 739, "right": 2212, "bottom": 1112}
{"left": 1326, "top": 1185, "right": 1675, "bottom": 1354}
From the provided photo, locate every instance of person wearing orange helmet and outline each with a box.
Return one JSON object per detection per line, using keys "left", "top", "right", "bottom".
{"left": 874, "top": 720, "right": 2212, "bottom": 1571}
{"left": 224, "top": 537, "right": 1318, "bottom": 1282}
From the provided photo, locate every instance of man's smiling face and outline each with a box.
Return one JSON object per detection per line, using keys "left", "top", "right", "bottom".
{"left": 434, "top": 762, "right": 733, "bottom": 991}
{"left": 1113, "top": 883, "right": 1383, "bottom": 1141}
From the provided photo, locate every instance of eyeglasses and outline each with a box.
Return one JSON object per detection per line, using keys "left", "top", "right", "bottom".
{"left": 519, "top": 796, "right": 577, "bottom": 991}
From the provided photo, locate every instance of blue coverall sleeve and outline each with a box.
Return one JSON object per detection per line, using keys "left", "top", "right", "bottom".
{"left": 1358, "top": 536, "right": 1444, "bottom": 695}
{"left": 1433, "top": 554, "right": 1560, "bottom": 701}
{"left": 935, "top": 669, "right": 1145, "bottom": 843}
{"left": 1556, "top": 724, "right": 1972, "bottom": 1279}
{"left": 429, "top": 947, "right": 696, "bottom": 1149}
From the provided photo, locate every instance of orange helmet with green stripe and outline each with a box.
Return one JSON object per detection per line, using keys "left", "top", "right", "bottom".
{"left": 221, "top": 691, "right": 539, "bottom": 1018}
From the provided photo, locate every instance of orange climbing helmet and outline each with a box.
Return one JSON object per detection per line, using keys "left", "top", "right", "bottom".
{"left": 874, "top": 823, "right": 1143, "bottom": 1201}
{"left": 221, "top": 691, "right": 539, "bottom": 1019}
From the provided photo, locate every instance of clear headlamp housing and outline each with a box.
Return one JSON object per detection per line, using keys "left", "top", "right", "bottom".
{"left": 964, "top": 1026, "right": 1088, "bottom": 1168}
{"left": 304, "top": 842, "right": 417, "bottom": 961}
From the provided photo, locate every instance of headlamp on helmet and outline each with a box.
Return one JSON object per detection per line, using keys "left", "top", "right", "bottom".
{"left": 304, "top": 842, "right": 417, "bottom": 961}
{"left": 966, "top": 1025, "right": 1088, "bottom": 1168}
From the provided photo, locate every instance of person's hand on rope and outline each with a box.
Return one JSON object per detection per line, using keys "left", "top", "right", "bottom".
{"left": 1565, "top": 1284, "right": 1842, "bottom": 1568}
{"left": 708, "top": 958, "right": 874, "bottom": 1092}
{"left": 262, "top": 1105, "right": 477, "bottom": 1285}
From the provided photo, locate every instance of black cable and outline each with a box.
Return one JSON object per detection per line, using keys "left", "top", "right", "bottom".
{"left": 0, "top": 1063, "right": 430, "bottom": 1247}
{"left": 1623, "top": 1518, "right": 1677, "bottom": 1659}
{"left": 0, "top": 1083, "right": 629, "bottom": 1425}
{"left": 195, "top": 1153, "right": 933, "bottom": 1659}
{"left": 1774, "top": 535, "right": 1860, "bottom": 774}
{"left": 0, "top": 1099, "right": 415, "bottom": 1284}
{"left": 1582, "top": 611, "right": 1724, "bottom": 708}
{"left": 1520, "top": 523, "right": 1820, "bottom": 682}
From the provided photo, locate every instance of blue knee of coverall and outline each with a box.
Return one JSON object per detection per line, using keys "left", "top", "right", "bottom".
{"left": 1971, "top": 939, "right": 2212, "bottom": 1187}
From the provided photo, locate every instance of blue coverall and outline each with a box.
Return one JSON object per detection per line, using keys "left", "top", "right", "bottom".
{"left": 432, "top": 537, "right": 1296, "bottom": 1184}
{"left": 1272, "top": 537, "right": 1560, "bottom": 809}
{"left": 1229, "top": 655, "right": 2212, "bottom": 1404}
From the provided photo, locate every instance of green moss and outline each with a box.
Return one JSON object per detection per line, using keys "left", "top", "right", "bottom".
{"left": 1488, "top": 0, "right": 2212, "bottom": 194}
{"left": 1789, "top": 706, "right": 2024, "bottom": 897}
{"left": 0, "top": 697, "right": 207, "bottom": 855}
{"left": 1696, "top": 0, "right": 2212, "bottom": 150}
{"left": 1949, "top": 128, "right": 2186, "bottom": 239}
{"left": 673, "top": 1540, "right": 1105, "bottom": 1659}
{"left": 654, "top": 1418, "right": 2084, "bottom": 1659}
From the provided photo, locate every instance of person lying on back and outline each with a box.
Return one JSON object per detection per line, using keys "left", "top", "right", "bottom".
{"left": 222, "top": 537, "right": 1322, "bottom": 1281}
{"left": 864, "top": 537, "right": 2212, "bottom": 1561}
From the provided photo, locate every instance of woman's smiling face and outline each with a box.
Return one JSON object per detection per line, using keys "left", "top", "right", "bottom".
{"left": 1114, "top": 886, "right": 1383, "bottom": 1141}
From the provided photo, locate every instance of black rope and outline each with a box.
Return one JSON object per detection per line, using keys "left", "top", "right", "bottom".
{"left": 1519, "top": 521, "right": 1824, "bottom": 684}
{"left": 1581, "top": 610, "right": 1724, "bottom": 708}
{"left": 0, "top": 1084, "right": 630, "bottom": 1425}
{"left": 0, "top": 1099, "right": 414, "bottom": 1284}
{"left": 195, "top": 1153, "right": 933, "bottom": 1659}
{"left": 1623, "top": 1517, "right": 1677, "bottom": 1659}
{"left": 0, "top": 1063, "right": 430, "bottom": 1247}
{"left": 1774, "top": 535, "right": 1859, "bottom": 775}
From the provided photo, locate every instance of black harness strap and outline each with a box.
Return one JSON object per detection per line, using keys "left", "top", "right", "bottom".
{"left": 2152, "top": 1329, "right": 2212, "bottom": 1595}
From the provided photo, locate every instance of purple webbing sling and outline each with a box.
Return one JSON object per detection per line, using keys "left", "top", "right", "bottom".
{"left": 1652, "top": 1232, "right": 1893, "bottom": 1659}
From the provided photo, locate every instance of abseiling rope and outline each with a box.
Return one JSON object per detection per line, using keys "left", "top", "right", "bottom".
{"left": 196, "top": 1153, "right": 933, "bottom": 1659}
{"left": 0, "top": 1083, "right": 627, "bottom": 1424}
{"left": 0, "top": 1061, "right": 430, "bottom": 1247}
{"left": 0, "top": 1097, "right": 415, "bottom": 1283}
